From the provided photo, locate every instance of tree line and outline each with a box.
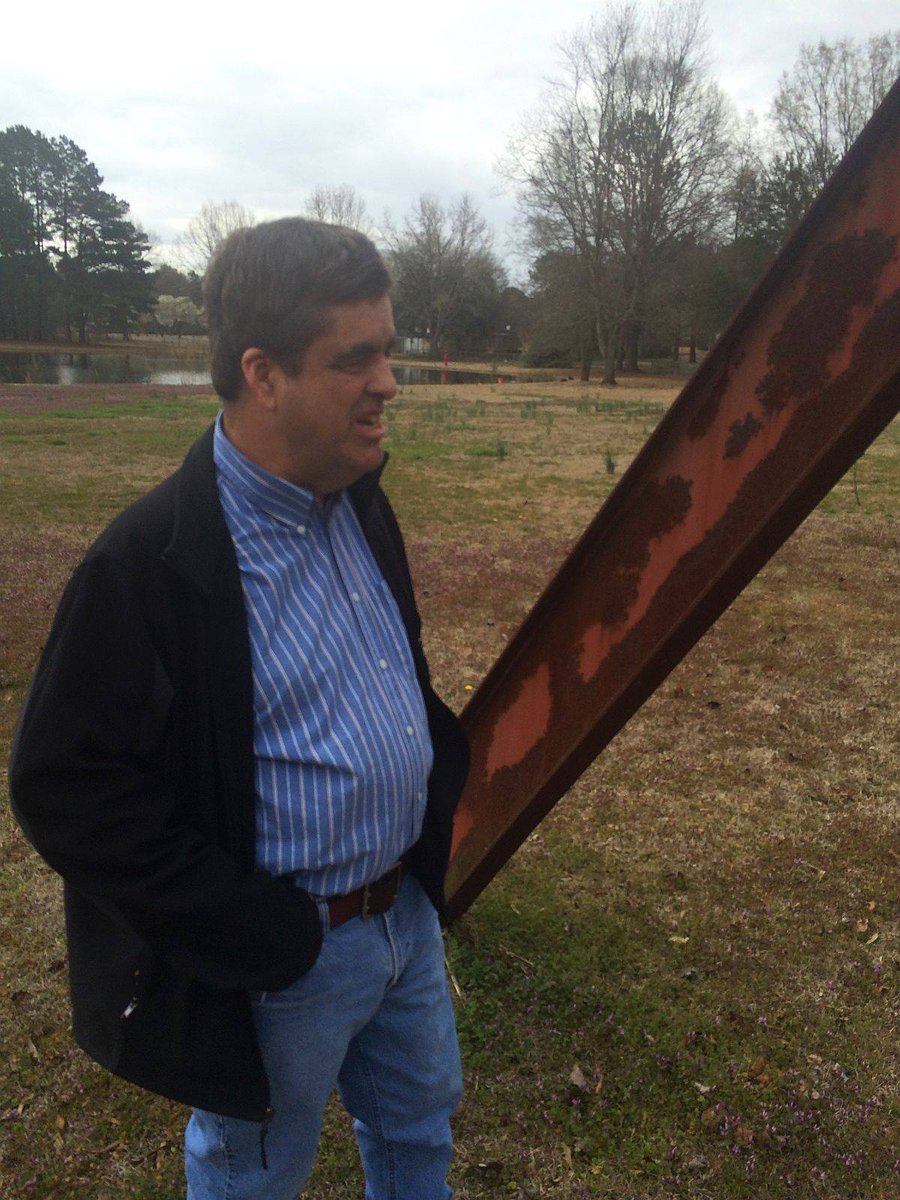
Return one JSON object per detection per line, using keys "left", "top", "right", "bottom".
{"left": 1, "top": 10, "right": 896, "bottom": 369}
{"left": 510, "top": 6, "right": 898, "bottom": 381}
{"left": 165, "top": 189, "right": 507, "bottom": 359}
{"left": 0, "top": 126, "right": 154, "bottom": 343}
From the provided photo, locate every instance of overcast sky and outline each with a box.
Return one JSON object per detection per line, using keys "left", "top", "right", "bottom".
{"left": 4, "top": 0, "right": 897, "bottom": 278}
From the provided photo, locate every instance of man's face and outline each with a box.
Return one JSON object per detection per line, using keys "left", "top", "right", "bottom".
{"left": 268, "top": 295, "right": 397, "bottom": 497}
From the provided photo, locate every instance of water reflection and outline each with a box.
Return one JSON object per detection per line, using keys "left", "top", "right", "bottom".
{"left": 0, "top": 351, "right": 210, "bottom": 386}
{"left": 395, "top": 366, "right": 512, "bottom": 385}
{"left": 0, "top": 350, "right": 512, "bottom": 387}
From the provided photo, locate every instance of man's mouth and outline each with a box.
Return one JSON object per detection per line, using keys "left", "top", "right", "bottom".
{"left": 355, "top": 412, "right": 384, "bottom": 430}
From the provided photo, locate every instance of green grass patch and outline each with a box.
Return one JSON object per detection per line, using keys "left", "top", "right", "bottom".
{"left": 465, "top": 442, "right": 509, "bottom": 459}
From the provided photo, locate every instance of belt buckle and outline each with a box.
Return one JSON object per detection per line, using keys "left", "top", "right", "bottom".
{"left": 361, "top": 863, "right": 402, "bottom": 919}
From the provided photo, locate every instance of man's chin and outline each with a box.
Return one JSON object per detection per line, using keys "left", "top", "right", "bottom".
{"left": 331, "top": 447, "right": 387, "bottom": 493}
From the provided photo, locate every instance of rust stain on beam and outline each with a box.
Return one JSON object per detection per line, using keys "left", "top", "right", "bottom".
{"left": 445, "top": 81, "right": 900, "bottom": 921}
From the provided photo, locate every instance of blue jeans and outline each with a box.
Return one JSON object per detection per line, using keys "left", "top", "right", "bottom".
{"left": 184, "top": 874, "right": 461, "bottom": 1199}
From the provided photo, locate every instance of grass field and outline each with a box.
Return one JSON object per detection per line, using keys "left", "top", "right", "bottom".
{"left": 1, "top": 379, "right": 896, "bottom": 1199}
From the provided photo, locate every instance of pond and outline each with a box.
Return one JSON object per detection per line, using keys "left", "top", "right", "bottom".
{"left": 0, "top": 351, "right": 511, "bottom": 388}
{"left": 0, "top": 351, "right": 211, "bottom": 386}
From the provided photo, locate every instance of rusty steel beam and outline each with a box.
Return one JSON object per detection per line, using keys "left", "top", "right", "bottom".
{"left": 445, "top": 80, "right": 900, "bottom": 921}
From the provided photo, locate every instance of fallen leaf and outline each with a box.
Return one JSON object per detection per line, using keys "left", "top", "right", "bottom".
{"left": 669, "top": 935, "right": 690, "bottom": 944}
{"left": 694, "top": 1082, "right": 712, "bottom": 1094}
{"left": 569, "top": 1064, "right": 588, "bottom": 1091}
{"left": 866, "top": 932, "right": 880, "bottom": 945}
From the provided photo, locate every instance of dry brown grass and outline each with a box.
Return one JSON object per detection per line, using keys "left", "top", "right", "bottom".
{"left": 1, "top": 380, "right": 896, "bottom": 1199}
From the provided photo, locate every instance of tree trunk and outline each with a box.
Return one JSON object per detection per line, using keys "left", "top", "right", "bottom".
{"left": 36, "top": 270, "right": 47, "bottom": 343}
{"left": 624, "top": 319, "right": 640, "bottom": 372}
{"left": 596, "top": 311, "right": 617, "bottom": 385}
{"left": 60, "top": 256, "right": 73, "bottom": 344}
{"left": 577, "top": 320, "right": 592, "bottom": 381}
{"left": 603, "top": 339, "right": 617, "bottom": 385}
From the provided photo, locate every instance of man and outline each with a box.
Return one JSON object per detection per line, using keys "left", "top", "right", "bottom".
{"left": 9, "top": 218, "right": 469, "bottom": 1199}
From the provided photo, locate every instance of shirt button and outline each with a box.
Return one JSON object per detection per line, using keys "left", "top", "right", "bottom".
{"left": 406, "top": 725, "right": 414, "bottom": 736}
{"left": 378, "top": 658, "right": 388, "bottom": 670}
{"left": 351, "top": 591, "right": 360, "bottom": 602}
{"left": 296, "top": 524, "right": 306, "bottom": 535}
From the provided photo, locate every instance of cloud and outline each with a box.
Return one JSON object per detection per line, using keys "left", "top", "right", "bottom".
{"left": 3, "top": 0, "right": 896, "bottom": 260}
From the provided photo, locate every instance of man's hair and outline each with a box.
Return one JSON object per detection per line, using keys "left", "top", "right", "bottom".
{"left": 203, "top": 217, "right": 392, "bottom": 401}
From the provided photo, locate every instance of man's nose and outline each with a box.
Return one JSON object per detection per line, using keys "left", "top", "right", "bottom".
{"left": 368, "top": 357, "right": 398, "bottom": 399}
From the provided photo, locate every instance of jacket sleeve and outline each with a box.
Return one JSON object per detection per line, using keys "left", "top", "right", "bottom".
{"left": 8, "top": 551, "right": 322, "bottom": 993}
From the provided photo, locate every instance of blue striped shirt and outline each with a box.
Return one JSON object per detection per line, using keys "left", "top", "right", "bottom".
{"left": 213, "top": 415, "right": 433, "bottom": 897}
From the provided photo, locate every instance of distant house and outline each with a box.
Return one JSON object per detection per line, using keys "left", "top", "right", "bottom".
{"left": 396, "top": 334, "right": 430, "bottom": 355}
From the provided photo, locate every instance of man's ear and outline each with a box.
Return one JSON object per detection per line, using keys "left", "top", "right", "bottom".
{"left": 240, "top": 347, "right": 280, "bottom": 411}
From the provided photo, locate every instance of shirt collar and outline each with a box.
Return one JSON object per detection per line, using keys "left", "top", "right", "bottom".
{"left": 213, "top": 411, "right": 339, "bottom": 526}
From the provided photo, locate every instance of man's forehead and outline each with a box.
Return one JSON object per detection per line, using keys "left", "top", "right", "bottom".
{"left": 319, "top": 298, "right": 395, "bottom": 343}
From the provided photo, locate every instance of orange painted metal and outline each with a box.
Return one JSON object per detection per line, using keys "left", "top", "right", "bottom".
{"left": 445, "top": 81, "right": 900, "bottom": 921}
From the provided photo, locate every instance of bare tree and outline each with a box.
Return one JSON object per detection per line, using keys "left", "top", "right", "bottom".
{"left": 504, "top": 0, "right": 730, "bottom": 382}
{"left": 304, "top": 184, "right": 370, "bottom": 233}
{"left": 384, "top": 194, "right": 505, "bottom": 356}
{"left": 865, "top": 32, "right": 900, "bottom": 111}
{"left": 176, "top": 200, "right": 255, "bottom": 276}
{"left": 527, "top": 251, "right": 599, "bottom": 378}
{"left": 772, "top": 33, "right": 900, "bottom": 188}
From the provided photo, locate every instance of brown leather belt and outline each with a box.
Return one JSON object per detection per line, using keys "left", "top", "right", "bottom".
{"left": 326, "top": 863, "right": 405, "bottom": 930}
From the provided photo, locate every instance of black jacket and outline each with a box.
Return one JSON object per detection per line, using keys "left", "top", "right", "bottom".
{"left": 9, "top": 426, "right": 469, "bottom": 1121}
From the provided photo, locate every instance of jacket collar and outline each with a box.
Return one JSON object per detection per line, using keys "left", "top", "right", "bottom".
{"left": 162, "top": 425, "right": 234, "bottom": 599}
{"left": 162, "top": 423, "right": 388, "bottom": 599}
